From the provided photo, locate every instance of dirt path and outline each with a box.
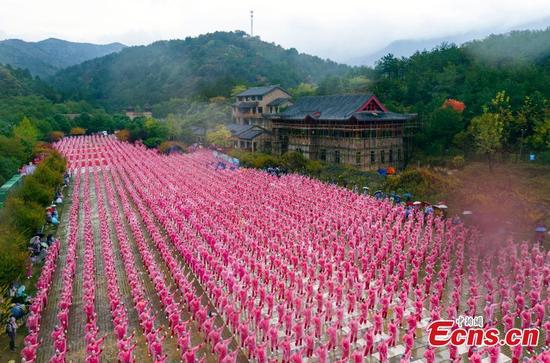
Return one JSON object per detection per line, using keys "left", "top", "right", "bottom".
{"left": 34, "top": 175, "right": 79, "bottom": 362}
{"left": 89, "top": 170, "right": 117, "bottom": 359}
{"left": 66, "top": 170, "right": 89, "bottom": 362}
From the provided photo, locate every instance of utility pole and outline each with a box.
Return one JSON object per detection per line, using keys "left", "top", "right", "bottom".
{"left": 250, "top": 10, "right": 254, "bottom": 37}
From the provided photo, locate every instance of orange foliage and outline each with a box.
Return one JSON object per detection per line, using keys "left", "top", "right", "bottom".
{"left": 70, "top": 127, "right": 86, "bottom": 135}
{"left": 115, "top": 129, "right": 130, "bottom": 142}
{"left": 49, "top": 131, "right": 65, "bottom": 142}
{"left": 443, "top": 99, "right": 465, "bottom": 112}
{"left": 158, "top": 141, "right": 187, "bottom": 154}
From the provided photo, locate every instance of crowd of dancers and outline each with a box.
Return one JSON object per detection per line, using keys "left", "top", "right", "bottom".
{"left": 21, "top": 135, "right": 549, "bottom": 362}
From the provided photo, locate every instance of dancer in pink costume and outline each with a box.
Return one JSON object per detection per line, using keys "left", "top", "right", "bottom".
{"left": 423, "top": 345, "right": 435, "bottom": 363}
{"left": 377, "top": 338, "right": 389, "bottom": 363}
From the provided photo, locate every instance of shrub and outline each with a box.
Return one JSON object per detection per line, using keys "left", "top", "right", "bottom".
{"left": 158, "top": 141, "right": 187, "bottom": 154}
{"left": 0, "top": 226, "right": 27, "bottom": 286}
{"left": 383, "top": 167, "right": 455, "bottom": 201}
{"left": 281, "top": 151, "right": 307, "bottom": 171}
{"left": 32, "top": 141, "right": 55, "bottom": 156}
{"left": 3, "top": 197, "right": 44, "bottom": 235}
{"left": 450, "top": 155, "right": 466, "bottom": 169}
{"left": 144, "top": 137, "right": 163, "bottom": 148}
{"left": 70, "top": 127, "right": 86, "bottom": 135}
{"left": 49, "top": 131, "right": 65, "bottom": 142}
{"left": 115, "top": 129, "right": 130, "bottom": 142}
{"left": 15, "top": 176, "right": 54, "bottom": 206}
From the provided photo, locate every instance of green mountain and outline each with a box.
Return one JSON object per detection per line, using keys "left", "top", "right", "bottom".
{"left": 463, "top": 28, "right": 550, "bottom": 66}
{"left": 50, "top": 31, "right": 351, "bottom": 111}
{"left": 0, "top": 38, "right": 125, "bottom": 78}
{"left": 0, "top": 64, "right": 57, "bottom": 100}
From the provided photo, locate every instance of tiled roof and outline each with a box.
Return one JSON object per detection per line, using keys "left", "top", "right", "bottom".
{"left": 227, "top": 124, "right": 268, "bottom": 140}
{"left": 274, "top": 94, "right": 416, "bottom": 122}
{"left": 278, "top": 94, "right": 373, "bottom": 120}
{"left": 227, "top": 124, "right": 254, "bottom": 136}
{"left": 267, "top": 97, "right": 291, "bottom": 107}
{"left": 238, "top": 128, "right": 265, "bottom": 140}
{"left": 237, "top": 85, "right": 287, "bottom": 97}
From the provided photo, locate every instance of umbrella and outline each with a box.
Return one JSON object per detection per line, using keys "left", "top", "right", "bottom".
{"left": 462, "top": 210, "right": 473, "bottom": 215}
{"left": 413, "top": 201, "right": 422, "bottom": 205}
{"left": 436, "top": 204, "right": 448, "bottom": 209}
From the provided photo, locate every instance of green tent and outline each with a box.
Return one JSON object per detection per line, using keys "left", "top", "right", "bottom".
{"left": 0, "top": 174, "right": 22, "bottom": 208}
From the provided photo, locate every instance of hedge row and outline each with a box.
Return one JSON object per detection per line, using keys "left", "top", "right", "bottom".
{"left": 0, "top": 149, "right": 66, "bottom": 286}
{"left": 229, "top": 150, "right": 386, "bottom": 191}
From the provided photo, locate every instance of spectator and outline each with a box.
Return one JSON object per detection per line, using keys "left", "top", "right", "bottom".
{"left": 6, "top": 317, "right": 17, "bottom": 351}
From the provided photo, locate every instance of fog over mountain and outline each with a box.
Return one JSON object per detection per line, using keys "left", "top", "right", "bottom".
{"left": 349, "top": 16, "right": 550, "bottom": 66}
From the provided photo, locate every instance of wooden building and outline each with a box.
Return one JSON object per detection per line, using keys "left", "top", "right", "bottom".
{"left": 270, "top": 94, "right": 416, "bottom": 170}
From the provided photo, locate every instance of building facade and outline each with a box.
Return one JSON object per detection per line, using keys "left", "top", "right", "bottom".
{"left": 230, "top": 85, "right": 292, "bottom": 152}
{"left": 269, "top": 94, "right": 416, "bottom": 170}
{"left": 231, "top": 85, "right": 292, "bottom": 129}
{"left": 125, "top": 107, "right": 153, "bottom": 121}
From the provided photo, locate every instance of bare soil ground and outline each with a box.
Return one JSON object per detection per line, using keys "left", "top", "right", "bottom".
{"left": 447, "top": 161, "right": 550, "bottom": 243}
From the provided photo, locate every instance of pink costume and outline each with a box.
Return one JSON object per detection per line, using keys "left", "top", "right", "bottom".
{"left": 364, "top": 327, "right": 374, "bottom": 356}
{"left": 327, "top": 325, "right": 338, "bottom": 350}
{"left": 315, "top": 343, "right": 328, "bottom": 363}
{"left": 340, "top": 334, "right": 350, "bottom": 359}
{"left": 377, "top": 339, "right": 388, "bottom": 363}
{"left": 423, "top": 346, "right": 435, "bottom": 363}
{"left": 305, "top": 335, "right": 314, "bottom": 357}
{"left": 388, "top": 320, "right": 397, "bottom": 347}
{"left": 374, "top": 311, "right": 383, "bottom": 335}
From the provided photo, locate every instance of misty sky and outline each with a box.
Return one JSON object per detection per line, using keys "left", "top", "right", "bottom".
{"left": 1, "top": 0, "right": 550, "bottom": 62}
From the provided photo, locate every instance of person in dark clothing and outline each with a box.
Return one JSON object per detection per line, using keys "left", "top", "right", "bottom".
{"left": 6, "top": 317, "right": 16, "bottom": 351}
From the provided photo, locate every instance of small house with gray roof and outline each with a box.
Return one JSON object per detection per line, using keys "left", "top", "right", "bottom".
{"left": 230, "top": 85, "right": 292, "bottom": 152}
{"left": 231, "top": 85, "right": 292, "bottom": 129}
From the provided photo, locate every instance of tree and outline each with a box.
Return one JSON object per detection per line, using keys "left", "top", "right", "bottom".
{"left": 165, "top": 114, "right": 182, "bottom": 140}
{"left": 468, "top": 112, "right": 503, "bottom": 170}
{"left": 416, "top": 107, "right": 465, "bottom": 155}
{"left": 13, "top": 117, "right": 38, "bottom": 144}
{"left": 206, "top": 125, "right": 232, "bottom": 147}
{"left": 443, "top": 99, "right": 465, "bottom": 112}
{"left": 348, "top": 76, "right": 371, "bottom": 94}
{"left": 230, "top": 85, "right": 248, "bottom": 98}
{"left": 49, "top": 131, "right": 65, "bottom": 142}
{"left": 281, "top": 151, "right": 308, "bottom": 172}
{"left": 70, "top": 127, "right": 86, "bottom": 135}
{"left": 289, "top": 83, "right": 317, "bottom": 98}
{"left": 531, "top": 116, "right": 550, "bottom": 151}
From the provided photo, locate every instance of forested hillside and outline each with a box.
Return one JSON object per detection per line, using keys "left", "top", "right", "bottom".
{"left": 0, "top": 38, "right": 125, "bottom": 78}
{"left": 372, "top": 31, "right": 550, "bottom": 159}
{"left": 305, "top": 29, "right": 550, "bottom": 161}
{"left": 50, "top": 31, "right": 351, "bottom": 110}
{"left": 0, "top": 64, "right": 58, "bottom": 100}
